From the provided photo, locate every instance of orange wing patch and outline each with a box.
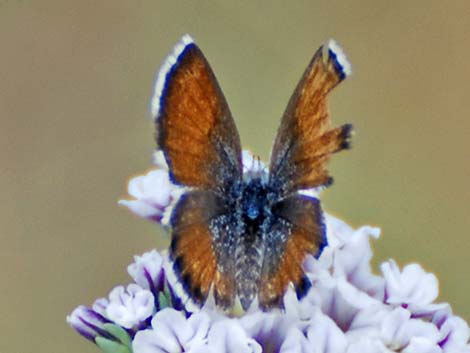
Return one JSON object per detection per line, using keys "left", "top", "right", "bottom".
{"left": 259, "top": 195, "right": 326, "bottom": 309}
{"left": 172, "top": 223, "right": 217, "bottom": 303}
{"left": 259, "top": 228, "right": 313, "bottom": 308}
{"left": 170, "top": 191, "right": 236, "bottom": 307}
{"left": 156, "top": 42, "right": 242, "bottom": 191}
{"left": 170, "top": 191, "right": 224, "bottom": 304}
{"left": 269, "top": 40, "right": 352, "bottom": 195}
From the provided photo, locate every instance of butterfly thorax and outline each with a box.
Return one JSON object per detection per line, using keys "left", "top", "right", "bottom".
{"left": 241, "top": 178, "right": 272, "bottom": 222}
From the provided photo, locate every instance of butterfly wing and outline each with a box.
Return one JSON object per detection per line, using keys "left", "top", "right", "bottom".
{"left": 153, "top": 35, "right": 242, "bottom": 192}
{"left": 260, "top": 195, "right": 326, "bottom": 308}
{"left": 152, "top": 35, "right": 241, "bottom": 308}
{"left": 260, "top": 40, "right": 352, "bottom": 307}
{"left": 170, "top": 191, "right": 237, "bottom": 309}
{"left": 269, "top": 40, "right": 353, "bottom": 196}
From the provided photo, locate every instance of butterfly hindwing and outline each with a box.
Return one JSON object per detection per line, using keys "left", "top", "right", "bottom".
{"left": 269, "top": 40, "right": 352, "bottom": 196}
{"left": 154, "top": 36, "right": 242, "bottom": 192}
{"left": 170, "top": 190, "right": 236, "bottom": 308}
{"left": 259, "top": 195, "right": 326, "bottom": 309}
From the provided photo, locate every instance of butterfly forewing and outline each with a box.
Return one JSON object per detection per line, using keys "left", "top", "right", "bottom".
{"left": 155, "top": 37, "right": 243, "bottom": 192}
{"left": 269, "top": 41, "right": 353, "bottom": 196}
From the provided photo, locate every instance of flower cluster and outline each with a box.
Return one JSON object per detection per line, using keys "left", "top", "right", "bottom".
{"left": 68, "top": 151, "right": 470, "bottom": 353}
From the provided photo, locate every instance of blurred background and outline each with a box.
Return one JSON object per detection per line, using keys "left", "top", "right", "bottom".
{"left": 1, "top": 1, "right": 469, "bottom": 352}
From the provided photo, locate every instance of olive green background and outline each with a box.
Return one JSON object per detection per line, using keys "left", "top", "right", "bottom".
{"left": 1, "top": 1, "right": 469, "bottom": 352}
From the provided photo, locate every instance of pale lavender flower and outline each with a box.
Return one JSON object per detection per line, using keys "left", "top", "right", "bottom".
{"left": 379, "top": 307, "right": 440, "bottom": 351}
{"left": 438, "top": 314, "right": 470, "bottom": 352}
{"left": 381, "top": 260, "right": 438, "bottom": 307}
{"left": 305, "top": 308, "right": 348, "bottom": 353}
{"left": 127, "top": 250, "right": 184, "bottom": 311}
{"left": 207, "top": 319, "right": 262, "bottom": 353}
{"left": 105, "top": 284, "right": 155, "bottom": 330}
{"left": 118, "top": 169, "right": 175, "bottom": 222}
{"left": 346, "top": 338, "right": 391, "bottom": 353}
{"left": 92, "top": 297, "right": 109, "bottom": 317}
{"left": 132, "top": 309, "right": 210, "bottom": 353}
{"left": 279, "top": 327, "right": 311, "bottom": 353}
{"left": 68, "top": 150, "right": 470, "bottom": 353}
{"left": 240, "top": 310, "right": 296, "bottom": 352}
{"left": 67, "top": 305, "right": 112, "bottom": 341}
{"left": 128, "top": 250, "right": 165, "bottom": 295}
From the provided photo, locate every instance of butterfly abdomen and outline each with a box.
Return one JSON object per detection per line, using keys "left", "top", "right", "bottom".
{"left": 235, "top": 177, "right": 270, "bottom": 310}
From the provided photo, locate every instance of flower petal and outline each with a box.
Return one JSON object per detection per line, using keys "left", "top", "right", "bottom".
{"left": 382, "top": 260, "right": 438, "bottom": 306}
{"left": 438, "top": 315, "right": 470, "bottom": 352}
{"left": 279, "top": 327, "right": 311, "bottom": 353}
{"left": 106, "top": 284, "right": 155, "bottom": 329}
{"left": 402, "top": 337, "right": 442, "bottom": 353}
{"left": 380, "top": 307, "right": 440, "bottom": 350}
{"left": 306, "top": 309, "right": 348, "bottom": 353}
{"left": 119, "top": 169, "right": 177, "bottom": 222}
{"left": 208, "top": 319, "right": 262, "bottom": 353}
{"left": 128, "top": 250, "right": 165, "bottom": 295}
{"left": 67, "top": 305, "right": 112, "bottom": 341}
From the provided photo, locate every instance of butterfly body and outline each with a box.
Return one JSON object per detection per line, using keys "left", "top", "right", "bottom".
{"left": 153, "top": 35, "right": 352, "bottom": 311}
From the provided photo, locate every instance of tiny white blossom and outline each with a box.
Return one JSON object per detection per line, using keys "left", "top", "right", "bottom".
{"left": 279, "top": 327, "right": 311, "bottom": 353}
{"left": 305, "top": 308, "right": 348, "bottom": 353}
{"left": 402, "top": 338, "right": 442, "bottom": 353}
{"left": 67, "top": 305, "right": 111, "bottom": 341}
{"left": 128, "top": 250, "right": 165, "bottom": 294}
{"left": 346, "top": 338, "right": 392, "bottom": 353}
{"left": 438, "top": 315, "right": 470, "bottom": 352}
{"left": 119, "top": 169, "right": 175, "bottom": 222}
{"left": 92, "top": 297, "right": 109, "bottom": 317}
{"left": 306, "top": 276, "right": 383, "bottom": 332}
{"left": 380, "top": 307, "right": 440, "bottom": 351}
{"left": 305, "top": 217, "right": 384, "bottom": 301}
{"left": 207, "top": 319, "right": 262, "bottom": 353}
{"left": 240, "top": 311, "right": 296, "bottom": 352}
{"left": 133, "top": 309, "right": 210, "bottom": 353}
{"left": 381, "top": 260, "right": 439, "bottom": 306}
{"left": 105, "top": 284, "right": 155, "bottom": 329}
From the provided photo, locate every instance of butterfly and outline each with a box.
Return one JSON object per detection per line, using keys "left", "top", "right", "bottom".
{"left": 152, "top": 35, "right": 352, "bottom": 311}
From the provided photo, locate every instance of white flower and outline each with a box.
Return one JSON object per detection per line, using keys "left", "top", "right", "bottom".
{"left": 402, "top": 338, "right": 442, "bottom": 353}
{"left": 133, "top": 309, "right": 210, "bottom": 353}
{"left": 306, "top": 276, "right": 383, "bottom": 332}
{"left": 128, "top": 250, "right": 165, "bottom": 294}
{"left": 105, "top": 284, "right": 155, "bottom": 329}
{"left": 240, "top": 311, "right": 292, "bottom": 352}
{"left": 380, "top": 307, "right": 440, "bottom": 351}
{"left": 207, "top": 319, "right": 262, "bottom": 353}
{"left": 305, "top": 308, "right": 348, "bottom": 353}
{"left": 92, "top": 297, "right": 109, "bottom": 317}
{"left": 346, "top": 338, "right": 392, "bottom": 353}
{"left": 438, "top": 315, "right": 470, "bottom": 352}
{"left": 381, "top": 260, "right": 439, "bottom": 307}
{"left": 279, "top": 327, "right": 311, "bottom": 353}
{"left": 67, "top": 305, "right": 111, "bottom": 341}
{"left": 119, "top": 169, "right": 175, "bottom": 222}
